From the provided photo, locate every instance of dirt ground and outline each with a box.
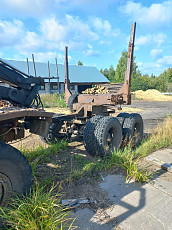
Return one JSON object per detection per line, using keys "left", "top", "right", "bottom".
{"left": 11, "top": 100, "right": 172, "bottom": 218}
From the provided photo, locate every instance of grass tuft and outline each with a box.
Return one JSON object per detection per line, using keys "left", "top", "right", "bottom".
{"left": 0, "top": 183, "right": 74, "bottom": 230}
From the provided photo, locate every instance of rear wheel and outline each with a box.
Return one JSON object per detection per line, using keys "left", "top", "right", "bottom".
{"left": 94, "top": 117, "right": 122, "bottom": 156}
{"left": 117, "top": 112, "right": 129, "bottom": 126}
{"left": 0, "top": 142, "right": 32, "bottom": 205}
{"left": 122, "top": 113, "right": 143, "bottom": 147}
{"left": 83, "top": 115, "right": 103, "bottom": 155}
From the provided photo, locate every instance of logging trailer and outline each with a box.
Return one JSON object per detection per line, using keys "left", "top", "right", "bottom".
{"left": 0, "top": 22, "right": 143, "bottom": 204}
{"left": 42, "top": 22, "right": 143, "bottom": 155}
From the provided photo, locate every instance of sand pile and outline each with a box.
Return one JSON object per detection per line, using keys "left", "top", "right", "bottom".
{"left": 134, "top": 89, "right": 172, "bottom": 101}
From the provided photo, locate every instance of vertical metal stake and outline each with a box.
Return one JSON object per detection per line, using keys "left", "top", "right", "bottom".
{"left": 26, "top": 58, "right": 29, "bottom": 75}
{"left": 55, "top": 58, "right": 60, "bottom": 98}
{"left": 32, "top": 54, "right": 37, "bottom": 78}
{"left": 48, "top": 61, "right": 51, "bottom": 94}
{"left": 48, "top": 61, "right": 50, "bottom": 79}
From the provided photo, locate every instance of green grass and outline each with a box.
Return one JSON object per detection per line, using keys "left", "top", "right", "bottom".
{"left": 66, "top": 147, "right": 153, "bottom": 184}
{"left": 0, "top": 183, "right": 74, "bottom": 230}
{"left": 40, "top": 93, "right": 67, "bottom": 108}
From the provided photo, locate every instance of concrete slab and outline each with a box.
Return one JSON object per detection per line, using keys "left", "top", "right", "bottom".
{"left": 151, "top": 173, "right": 172, "bottom": 196}
{"left": 71, "top": 149, "right": 172, "bottom": 229}
{"left": 72, "top": 208, "right": 113, "bottom": 230}
{"left": 72, "top": 172, "right": 172, "bottom": 229}
{"left": 99, "top": 174, "right": 172, "bottom": 230}
{"left": 146, "top": 149, "right": 172, "bottom": 172}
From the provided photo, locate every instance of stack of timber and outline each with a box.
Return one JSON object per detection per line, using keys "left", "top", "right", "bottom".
{"left": 82, "top": 83, "right": 123, "bottom": 95}
{"left": 82, "top": 85, "right": 109, "bottom": 94}
{"left": 99, "top": 83, "right": 123, "bottom": 94}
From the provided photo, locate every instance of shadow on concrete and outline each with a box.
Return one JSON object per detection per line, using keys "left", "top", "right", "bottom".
{"left": 74, "top": 165, "right": 170, "bottom": 229}
{"left": 98, "top": 174, "right": 146, "bottom": 227}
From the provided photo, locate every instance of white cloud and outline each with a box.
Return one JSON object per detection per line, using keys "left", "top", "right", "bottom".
{"left": 122, "top": 1, "right": 172, "bottom": 26}
{"left": 40, "top": 17, "right": 67, "bottom": 42}
{"left": 137, "top": 57, "right": 172, "bottom": 75}
{"left": 137, "top": 62, "right": 162, "bottom": 75}
{"left": 157, "top": 56, "right": 172, "bottom": 65}
{"left": 0, "top": 0, "right": 116, "bottom": 19}
{"left": 155, "top": 33, "right": 166, "bottom": 47}
{"left": 34, "top": 52, "right": 57, "bottom": 62}
{"left": 91, "top": 17, "right": 120, "bottom": 37}
{"left": 0, "top": 15, "right": 102, "bottom": 61}
{"left": 92, "top": 17, "right": 111, "bottom": 34}
{"left": 56, "top": 53, "right": 72, "bottom": 63}
{"left": 0, "top": 19, "right": 24, "bottom": 47}
{"left": 16, "top": 32, "right": 45, "bottom": 53}
{"left": 150, "top": 49, "right": 163, "bottom": 59}
{"left": 40, "top": 15, "right": 98, "bottom": 44}
{"left": 0, "top": 0, "right": 55, "bottom": 18}
{"left": 135, "top": 33, "right": 166, "bottom": 48}
{"left": 84, "top": 49, "right": 100, "bottom": 57}
{"left": 135, "top": 35, "right": 151, "bottom": 46}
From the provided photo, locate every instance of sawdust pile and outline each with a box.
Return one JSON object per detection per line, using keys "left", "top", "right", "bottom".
{"left": 134, "top": 89, "right": 172, "bottom": 101}
{"left": 45, "top": 107, "right": 71, "bottom": 115}
{"left": 82, "top": 85, "right": 109, "bottom": 94}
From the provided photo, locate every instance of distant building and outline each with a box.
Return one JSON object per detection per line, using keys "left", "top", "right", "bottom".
{"left": 1, "top": 59, "right": 108, "bottom": 94}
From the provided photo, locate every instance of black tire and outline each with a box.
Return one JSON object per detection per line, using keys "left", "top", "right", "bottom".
{"left": 68, "top": 94, "right": 79, "bottom": 112}
{"left": 117, "top": 113, "right": 129, "bottom": 126}
{"left": 40, "top": 118, "right": 66, "bottom": 144}
{"left": 122, "top": 113, "right": 143, "bottom": 147}
{"left": 0, "top": 142, "right": 32, "bottom": 204}
{"left": 83, "top": 115, "right": 103, "bottom": 156}
{"left": 94, "top": 117, "right": 122, "bottom": 156}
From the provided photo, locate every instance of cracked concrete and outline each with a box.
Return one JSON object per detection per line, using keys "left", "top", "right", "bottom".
{"left": 73, "top": 170, "right": 172, "bottom": 230}
{"left": 73, "top": 148, "right": 172, "bottom": 229}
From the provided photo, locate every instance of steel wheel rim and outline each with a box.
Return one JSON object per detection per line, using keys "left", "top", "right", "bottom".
{"left": 105, "top": 128, "right": 116, "bottom": 153}
{"left": 0, "top": 173, "right": 12, "bottom": 204}
{"left": 133, "top": 123, "right": 140, "bottom": 144}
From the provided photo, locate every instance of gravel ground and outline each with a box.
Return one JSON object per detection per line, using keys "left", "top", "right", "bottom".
{"left": 123, "top": 100, "right": 172, "bottom": 133}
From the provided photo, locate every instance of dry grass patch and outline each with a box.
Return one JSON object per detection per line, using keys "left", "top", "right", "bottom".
{"left": 135, "top": 115, "right": 172, "bottom": 157}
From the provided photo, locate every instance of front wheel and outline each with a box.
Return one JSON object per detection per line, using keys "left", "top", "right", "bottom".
{"left": 83, "top": 115, "right": 103, "bottom": 156}
{"left": 0, "top": 142, "right": 32, "bottom": 205}
{"left": 94, "top": 117, "right": 122, "bottom": 156}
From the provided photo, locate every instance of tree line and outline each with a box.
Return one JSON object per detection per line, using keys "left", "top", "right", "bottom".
{"left": 100, "top": 51, "right": 172, "bottom": 92}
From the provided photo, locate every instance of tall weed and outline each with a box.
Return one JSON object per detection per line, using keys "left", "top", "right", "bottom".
{"left": 0, "top": 183, "right": 73, "bottom": 230}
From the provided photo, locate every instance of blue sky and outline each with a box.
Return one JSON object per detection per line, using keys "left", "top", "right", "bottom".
{"left": 0, "top": 0, "right": 172, "bottom": 76}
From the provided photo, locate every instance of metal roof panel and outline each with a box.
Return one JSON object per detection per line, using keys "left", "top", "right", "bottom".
{"left": 3, "top": 59, "right": 108, "bottom": 83}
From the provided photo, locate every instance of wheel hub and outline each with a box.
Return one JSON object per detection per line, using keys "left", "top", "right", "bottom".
{"left": 0, "top": 173, "right": 12, "bottom": 204}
